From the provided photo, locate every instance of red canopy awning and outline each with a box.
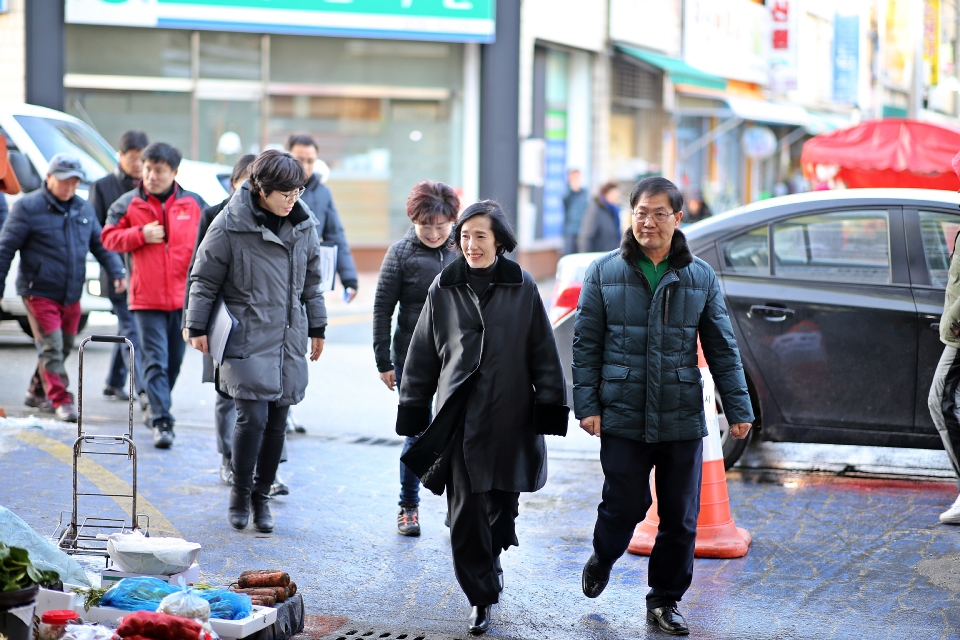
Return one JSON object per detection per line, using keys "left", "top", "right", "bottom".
{"left": 800, "top": 118, "right": 960, "bottom": 190}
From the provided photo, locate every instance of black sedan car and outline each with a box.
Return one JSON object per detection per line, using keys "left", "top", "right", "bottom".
{"left": 552, "top": 188, "right": 960, "bottom": 468}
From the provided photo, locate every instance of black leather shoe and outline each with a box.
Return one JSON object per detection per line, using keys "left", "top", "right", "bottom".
{"left": 227, "top": 487, "right": 250, "bottom": 530}
{"left": 494, "top": 556, "right": 503, "bottom": 592}
{"left": 647, "top": 605, "right": 689, "bottom": 636}
{"left": 468, "top": 605, "right": 490, "bottom": 634}
{"left": 581, "top": 553, "right": 612, "bottom": 598}
{"left": 251, "top": 491, "right": 274, "bottom": 533}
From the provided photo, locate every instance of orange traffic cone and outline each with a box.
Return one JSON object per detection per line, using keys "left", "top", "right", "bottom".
{"left": 626, "top": 345, "right": 752, "bottom": 559}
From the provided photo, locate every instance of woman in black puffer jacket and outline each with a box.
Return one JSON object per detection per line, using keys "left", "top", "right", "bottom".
{"left": 373, "top": 180, "right": 459, "bottom": 537}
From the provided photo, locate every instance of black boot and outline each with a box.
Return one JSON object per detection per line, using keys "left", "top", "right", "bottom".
{"left": 251, "top": 491, "right": 274, "bottom": 533}
{"left": 228, "top": 486, "right": 250, "bottom": 530}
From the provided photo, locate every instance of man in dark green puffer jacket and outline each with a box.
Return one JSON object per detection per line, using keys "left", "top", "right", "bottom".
{"left": 573, "top": 176, "right": 753, "bottom": 636}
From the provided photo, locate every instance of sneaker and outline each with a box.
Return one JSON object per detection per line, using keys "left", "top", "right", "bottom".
{"left": 444, "top": 511, "right": 450, "bottom": 528}
{"left": 220, "top": 456, "right": 234, "bottom": 486}
{"left": 153, "top": 422, "right": 175, "bottom": 449}
{"left": 286, "top": 412, "right": 306, "bottom": 435}
{"left": 55, "top": 403, "right": 79, "bottom": 423}
{"left": 103, "top": 385, "right": 125, "bottom": 399}
{"left": 398, "top": 504, "right": 421, "bottom": 537}
{"left": 24, "top": 392, "right": 53, "bottom": 413}
{"left": 142, "top": 413, "right": 154, "bottom": 429}
{"left": 940, "top": 494, "right": 960, "bottom": 523}
{"left": 138, "top": 392, "right": 150, "bottom": 412}
{"left": 269, "top": 475, "right": 289, "bottom": 497}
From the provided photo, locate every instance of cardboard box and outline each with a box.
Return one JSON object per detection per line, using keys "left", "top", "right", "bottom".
{"left": 100, "top": 561, "right": 200, "bottom": 587}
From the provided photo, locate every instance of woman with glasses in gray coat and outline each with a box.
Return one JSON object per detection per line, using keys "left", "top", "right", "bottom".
{"left": 185, "top": 150, "right": 327, "bottom": 533}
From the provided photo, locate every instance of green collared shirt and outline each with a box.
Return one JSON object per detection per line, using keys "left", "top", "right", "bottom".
{"left": 638, "top": 252, "right": 670, "bottom": 292}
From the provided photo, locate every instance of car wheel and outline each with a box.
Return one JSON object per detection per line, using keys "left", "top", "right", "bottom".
{"left": 16, "top": 316, "right": 33, "bottom": 339}
{"left": 716, "top": 396, "right": 751, "bottom": 470}
{"left": 78, "top": 313, "right": 89, "bottom": 332}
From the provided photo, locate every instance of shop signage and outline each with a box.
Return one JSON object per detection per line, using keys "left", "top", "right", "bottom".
{"left": 741, "top": 126, "right": 777, "bottom": 160}
{"left": 924, "top": 0, "right": 940, "bottom": 86}
{"left": 65, "top": 0, "right": 496, "bottom": 43}
{"left": 683, "top": 0, "right": 769, "bottom": 85}
{"left": 768, "top": 0, "right": 798, "bottom": 92}
{"left": 542, "top": 109, "right": 567, "bottom": 240}
{"left": 609, "top": 0, "right": 681, "bottom": 57}
{"left": 833, "top": 13, "right": 859, "bottom": 105}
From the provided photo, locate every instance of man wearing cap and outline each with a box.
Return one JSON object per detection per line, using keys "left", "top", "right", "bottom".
{"left": 573, "top": 176, "right": 753, "bottom": 636}
{"left": 0, "top": 153, "right": 126, "bottom": 422}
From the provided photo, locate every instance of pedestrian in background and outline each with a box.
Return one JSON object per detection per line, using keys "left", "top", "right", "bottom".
{"left": 0, "top": 193, "right": 7, "bottom": 231}
{"left": 0, "top": 154, "right": 126, "bottom": 422}
{"left": 927, "top": 225, "right": 960, "bottom": 524}
{"left": 681, "top": 188, "right": 712, "bottom": 225}
{"left": 562, "top": 168, "right": 588, "bottom": 255}
{"left": 89, "top": 130, "right": 149, "bottom": 407}
{"left": 373, "top": 180, "right": 459, "bottom": 537}
{"left": 181, "top": 153, "right": 256, "bottom": 487}
{"left": 186, "top": 150, "right": 327, "bottom": 534}
{"left": 573, "top": 177, "right": 753, "bottom": 636}
{"left": 102, "top": 142, "right": 206, "bottom": 448}
{"left": 287, "top": 134, "right": 359, "bottom": 302}
{"left": 577, "top": 181, "right": 622, "bottom": 253}
{"left": 397, "top": 201, "right": 567, "bottom": 634}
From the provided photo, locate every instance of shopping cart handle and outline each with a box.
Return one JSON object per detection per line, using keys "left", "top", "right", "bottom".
{"left": 89, "top": 335, "right": 128, "bottom": 343}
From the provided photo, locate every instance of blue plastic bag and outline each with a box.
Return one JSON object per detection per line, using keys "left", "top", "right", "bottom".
{"left": 100, "top": 577, "right": 177, "bottom": 611}
{"left": 99, "top": 577, "right": 252, "bottom": 620}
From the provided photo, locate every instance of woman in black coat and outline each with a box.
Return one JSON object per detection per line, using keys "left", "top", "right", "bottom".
{"left": 372, "top": 180, "right": 459, "bottom": 537}
{"left": 396, "top": 201, "right": 568, "bottom": 635}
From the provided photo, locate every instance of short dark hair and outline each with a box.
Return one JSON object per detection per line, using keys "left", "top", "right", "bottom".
{"left": 598, "top": 181, "right": 619, "bottom": 198}
{"left": 286, "top": 134, "right": 318, "bottom": 151}
{"left": 454, "top": 200, "right": 518, "bottom": 256}
{"left": 629, "top": 176, "right": 683, "bottom": 213}
{"left": 230, "top": 154, "right": 257, "bottom": 188}
{"left": 119, "top": 130, "right": 148, "bottom": 154}
{"left": 249, "top": 150, "right": 307, "bottom": 196}
{"left": 407, "top": 180, "right": 460, "bottom": 224}
{"left": 142, "top": 142, "right": 182, "bottom": 171}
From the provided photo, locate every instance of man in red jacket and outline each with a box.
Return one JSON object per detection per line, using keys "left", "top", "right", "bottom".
{"left": 102, "top": 142, "right": 206, "bottom": 448}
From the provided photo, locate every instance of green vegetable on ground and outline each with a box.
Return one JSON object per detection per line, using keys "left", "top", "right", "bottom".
{"left": 71, "top": 585, "right": 110, "bottom": 611}
{"left": 0, "top": 542, "right": 60, "bottom": 592}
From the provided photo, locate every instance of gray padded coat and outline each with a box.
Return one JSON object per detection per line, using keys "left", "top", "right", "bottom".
{"left": 185, "top": 183, "right": 327, "bottom": 406}
{"left": 572, "top": 229, "right": 753, "bottom": 442}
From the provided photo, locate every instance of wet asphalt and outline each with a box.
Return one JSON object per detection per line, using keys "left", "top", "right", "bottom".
{"left": 1, "top": 278, "right": 959, "bottom": 639}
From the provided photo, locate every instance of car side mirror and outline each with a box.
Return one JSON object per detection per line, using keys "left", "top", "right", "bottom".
{"left": 8, "top": 150, "right": 42, "bottom": 193}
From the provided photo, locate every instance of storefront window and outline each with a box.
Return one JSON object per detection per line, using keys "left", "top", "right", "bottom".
{"left": 199, "top": 100, "right": 261, "bottom": 164}
{"left": 66, "top": 25, "right": 191, "bottom": 78}
{"left": 199, "top": 32, "right": 261, "bottom": 80}
{"left": 66, "top": 89, "right": 192, "bottom": 157}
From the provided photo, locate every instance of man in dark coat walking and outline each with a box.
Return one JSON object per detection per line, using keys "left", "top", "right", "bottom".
{"left": 287, "top": 134, "right": 359, "bottom": 301}
{"left": 577, "top": 182, "right": 622, "bottom": 253}
{"left": 0, "top": 153, "right": 126, "bottom": 422}
{"left": 573, "top": 177, "right": 753, "bottom": 636}
{"left": 89, "top": 130, "right": 149, "bottom": 405}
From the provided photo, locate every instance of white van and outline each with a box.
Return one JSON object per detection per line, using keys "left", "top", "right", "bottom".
{"left": 0, "top": 104, "right": 229, "bottom": 336}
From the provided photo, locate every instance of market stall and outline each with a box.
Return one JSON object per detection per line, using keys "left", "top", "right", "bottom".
{"left": 800, "top": 118, "right": 960, "bottom": 190}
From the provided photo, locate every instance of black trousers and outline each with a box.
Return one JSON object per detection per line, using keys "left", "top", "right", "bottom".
{"left": 446, "top": 429, "right": 520, "bottom": 606}
{"left": 232, "top": 399, "right": 289, "bottom": 494}
{"left": 593, "top": 433, "right": 703, "bottom": 609}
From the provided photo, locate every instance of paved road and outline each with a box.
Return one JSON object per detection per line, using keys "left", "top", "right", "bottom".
{"left": 2, "top": 277, "right": 960, "bottom": 638}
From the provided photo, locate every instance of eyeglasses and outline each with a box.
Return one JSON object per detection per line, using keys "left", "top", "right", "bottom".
{"left": 632, "top": 210, "right": 676, "bottom": 222}
{"left": 277, "top": 187, "right": 305, "bottom": 203}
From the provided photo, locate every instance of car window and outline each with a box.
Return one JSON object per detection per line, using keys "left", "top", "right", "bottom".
{"left": 13, "top": 115, "right": 116, "bottom": 186}
{"left": 720, "top": 226, "right": 769, "bottom": 275}
{"left": 772, "top": 210, "right": 890, "bottom": 284}
{"left": 919, "top": 211, "right": 960, "bottom": 288}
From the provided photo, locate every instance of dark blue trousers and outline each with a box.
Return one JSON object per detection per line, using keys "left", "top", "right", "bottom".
{"left": 395, "top": 365, "right": 422, "bottom": 505}
{"left": 593, "top": 433, "right": 703, "bottom": 609}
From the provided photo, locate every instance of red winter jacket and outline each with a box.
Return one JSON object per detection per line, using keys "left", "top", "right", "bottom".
{"left": 101, "top": 184, "right": 205, "bottom": 311}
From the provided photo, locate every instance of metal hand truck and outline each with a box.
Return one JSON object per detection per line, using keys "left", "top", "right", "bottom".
{"left": 54, "top": 335, "right": 149, "bottom": 558}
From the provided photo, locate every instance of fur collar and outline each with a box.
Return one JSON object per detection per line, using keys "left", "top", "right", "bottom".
{"left": 439, "top": 255, "right": 524, "bottom": 288}
{"left": 619, "top": 227, "right": 694, "bottom": 271}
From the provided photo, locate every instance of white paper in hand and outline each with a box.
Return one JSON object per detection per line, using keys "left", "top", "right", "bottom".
{"left": 319, "top": 244, "right": 338, "bottom": 292}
